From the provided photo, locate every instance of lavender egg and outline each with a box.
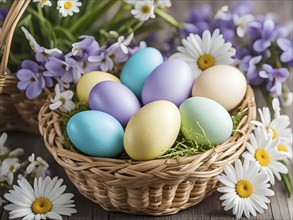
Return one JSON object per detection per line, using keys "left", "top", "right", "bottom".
{"left": 141, "top": 59, "right": 194, "bottom": 106}
{"left": 89, "top": 81, "right": 141, "bottom": 126}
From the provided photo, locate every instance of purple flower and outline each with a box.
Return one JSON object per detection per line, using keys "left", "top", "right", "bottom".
{"left": 277, "top": 38, "right": 293, "bottom": 66}
{"left": 16, "top": 60, "right": 46, "bottom": 99}
{"left": 71, "top": 35, "right": 100, "bottom": 57}
{"left": 128, "top": 41, "right": 147, "bottom": 56}
{"left": 259, "top": 64, "right": 289, "bottom": 96}
{"left": 239, "top": 55, "right": 264, "bottom": 86}
{"left": 182, "top": 4, "right": 212, "bottom": 37}
{"left": 0, "top": 8, "right": 8, "bottom": 23}
{"left": 250, "top": 19, "right": 277, "bottom": 52}
{"left": 45, "top": 57, "right": 74, "bottom": 84}
{"left": 88, "top": 43, "right": 128, "bottom": 72}
{"left": 35, "top": 47, "right": 63, "bottom": 63}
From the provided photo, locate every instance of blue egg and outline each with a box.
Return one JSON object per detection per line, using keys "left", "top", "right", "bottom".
{"left": 120, "top": 47, "right": 163, "bottom": 98}
{"left": 66, "top": 110, "right": 124, "bottom": 157}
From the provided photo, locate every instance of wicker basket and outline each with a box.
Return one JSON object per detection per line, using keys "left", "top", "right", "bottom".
{"left": 38, "top": 85, "right": 256, "bottom": 215}
{"left": 0, "top": 0, "right": 43, "bottom": 134}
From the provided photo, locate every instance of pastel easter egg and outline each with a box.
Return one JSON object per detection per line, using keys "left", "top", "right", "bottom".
{"left": 124, "top": 100, "right": 181, "bottom": 160}
{"left": 88, "top": 81, "right": 141, "bottom": 126}
{"left": 179, "top": 97, "right": 233, "bottom": 145}
{"left": 66, "top": 110, "right": 124, "bottom": 157}
{"left": 141, "top": 59, "right": 193, "bottom": 106}
{"left": 192, "top": 65, "right": 247, "bottom": 111}
{"left": 76, "top": 71, "right": 120, "bottom": 103}
{"left": 120, "top": 47, "right": 164, "bottom": 98}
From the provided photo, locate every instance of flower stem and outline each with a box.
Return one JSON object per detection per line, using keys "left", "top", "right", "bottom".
{"left": 281, "top": 160, "right": 292, "bottom": 197}
{"left": 154, "top": 8, "right": 184, "bottom": 30}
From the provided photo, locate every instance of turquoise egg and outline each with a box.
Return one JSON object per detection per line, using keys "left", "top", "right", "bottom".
{"left": 179, "top": 97, "right": 233, "bottom": 145}
{"left": 120, "top": 47, "right": 163, "bottom": 98}
{"left": 66, "top": 110, "right": 124, "bottom": 157}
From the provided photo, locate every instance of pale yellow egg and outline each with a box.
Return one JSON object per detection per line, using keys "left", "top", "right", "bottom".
{"left": 124, "top": 100, "right": 181, "bottom": 160}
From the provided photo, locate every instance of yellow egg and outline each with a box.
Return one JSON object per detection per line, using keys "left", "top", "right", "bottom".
{"left": 124, "top": 100, "right": 181, "bottom": 160}
{"left": 192, "top": 65, "right": 247, "bottom": 111}
{"left": 76, "top": 71, "right": 120, "bottom": 103}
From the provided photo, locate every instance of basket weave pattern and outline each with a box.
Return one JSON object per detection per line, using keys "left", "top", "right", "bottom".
{"left": 38, "top": 86, "right": 256, "bottom": 215}
{"left": 0, "top": 0, "right": 42, "bottom": 134}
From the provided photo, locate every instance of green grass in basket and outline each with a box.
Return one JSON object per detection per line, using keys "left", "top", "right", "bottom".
{"left": 59, "top": 104, "right": 246, "bottom": 159}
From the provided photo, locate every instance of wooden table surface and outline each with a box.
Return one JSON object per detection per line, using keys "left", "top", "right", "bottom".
{"left": 1, "top": 1, "right": 293, "bottom": 219}
{"left": 1, "top": 87, "right": 292, "bottom": 220}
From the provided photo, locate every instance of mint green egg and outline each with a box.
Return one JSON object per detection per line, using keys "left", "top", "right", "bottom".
{"left": 179, "top": 97, "right": 233, "bottom": 145}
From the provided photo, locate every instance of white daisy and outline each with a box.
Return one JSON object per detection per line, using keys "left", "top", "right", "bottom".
{"left": 4, "top": 176, "right": 77, "bottom": 219}
{"left": 243, "top": 127, "right": 288, "bottom": 185}
{"left": 130, "top": 0, "right": 155, "bottom": 21}
{"left": 284, "top": 91, "right": 293, "bottom": 107}
{"left": 170, "top": 29, "right": 236, "bottom": 79}
{"left": 218, "top": 159, "right": 274, "bottom": 219}
{"left": 252, "top": 98, "right": 293, "bottom": 159}
{"left": 0, "top": 158, "right": 20, "bottom": 185}
{"left": 33, "top": 0, "right": 52, "bottom": 8}
{"left": 25, "top": 153, "right": 49, "bottom": 178}
{"left": 0, "top": 132, "right": 9, "bottom": 156}
{"left": 49, "top": 84, "right": 75, "bottom": 113}
{"left": 57, "top": 0, "right": 82, "bottom": 17}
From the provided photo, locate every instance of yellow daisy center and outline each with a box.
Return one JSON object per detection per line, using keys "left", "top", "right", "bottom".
{"left": 255, "top": 148, "right": 270, "bottom": 166}
{"left": 9, "top": 165, "right": 15, "bottom": 172}
{"left": 41, "top": 0, "right": 47, "bottom": 3}
{"left": 31, "top": 198, "right": 52, "bottom": 214}
{"left": 278, "top": 145, "right": 288, "bottom": 152}
{"left": 271, "top": 128, "right": 278, "bottom": 139}
{"left": 141, "top": 5, "right": 151, "bottom": 14}
{"left": 59, "top": 97, "right": 66, "bottom": 104}
{"left": 236, "top": 179, "right": 254, "bottom": 198}
{"left": 197, "top": 54, "right": 215, "bottom": 71}
{"left": 64, "top": 1, "right": 73, "bottom": 10}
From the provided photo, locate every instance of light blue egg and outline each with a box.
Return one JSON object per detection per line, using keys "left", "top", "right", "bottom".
{"left": 120, "top": 47, "right": 163, "bottom": 98}
{"left": 66, "top": 110, "right": 124, "bottom": 157}
{"left": 179, "top": 97, "right": 233, "bottom": 145}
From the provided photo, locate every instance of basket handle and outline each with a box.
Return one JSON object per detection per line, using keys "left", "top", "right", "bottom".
{"left": 0, "top": 0, "right": 31, "bottom": 76}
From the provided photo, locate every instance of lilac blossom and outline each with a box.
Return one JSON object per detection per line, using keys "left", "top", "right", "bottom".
{"left": 251, "top": 19, "right": 277, "bottom": 53}
{"left": 45, "top": 57, "right": 74, "bottom": 84}
{"left": 35, "top": 47, "right": 63, "bottom": 63}
{"left": 277, "top": 38, "right": 293, "bottom": 67}
{"left": 71, "top": 35, "right": 100, "bottom": 57}
{"left": 259, "top": 64, "right": 289, "bottom": 96}
{"left": 16, "top": 60, "right": 46, "bottom": 99}
{"left": 239, "top": 55, "right": 264, "bottom": 86}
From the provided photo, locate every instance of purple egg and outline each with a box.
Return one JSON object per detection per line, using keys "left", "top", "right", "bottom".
{"left": 141, "top": 59, "right": 194, "bottom": 106}
{"left": 89, "top": 81, "right": 141, "bottom": 126}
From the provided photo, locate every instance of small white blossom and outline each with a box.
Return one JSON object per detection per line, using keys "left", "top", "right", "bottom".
{"left": 284, "top": 92, "right": 293, "bottom": 107}
{"left": 155, "top": 0, "right": 172, "bottom": 8}
{"left": 21, "top": 27, "right": 40, "bottom": 52}
{"left": 33, "top": 0, "right": 52, "bottom": 8}
{"left": 117, "top": 33, "right": 134, "bottom": 54}
{"left": 0, "top": 132, "right": 9, "bottom": 156}
{"left": 233, "top": 14, "right": 254, "bottom": 38}
{"left": 0, "top": 158, "right": 20, "bottom": 185}
{"left": 57, "top": 0, "right": 82, "bottom": 17}
{"left": 130, "top": 0, "right": 155, "bottom": 21}
{"left": 25, "top": 153, "right": 49, "bottom": 178}
{"left": 49, "top": 84, "right": 75, "bottom": 112}
{"left": 214, "top": 5, "right": 230, "bottom": 20}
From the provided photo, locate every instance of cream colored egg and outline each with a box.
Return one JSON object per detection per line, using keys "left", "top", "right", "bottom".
{"left": 192, "top": 65, "right": 247, "bottom": 111}
{"left": 124, "top": 100, "right": 181, "bottom": 160}
{"left": 76, "top": 71, "right": 120, "bottom": 103}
